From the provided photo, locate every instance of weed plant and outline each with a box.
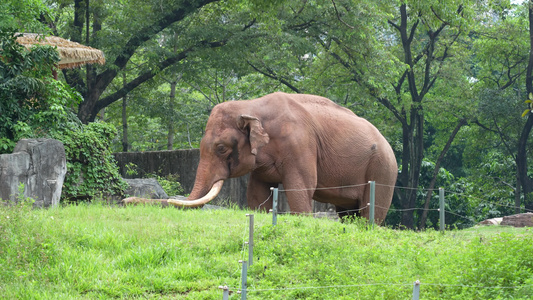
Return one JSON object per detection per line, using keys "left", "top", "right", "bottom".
{"left": 0, "top": 202, "right": 532, "bottom": 299}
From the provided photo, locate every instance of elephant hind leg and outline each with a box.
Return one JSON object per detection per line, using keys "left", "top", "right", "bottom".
{"left": 361, "top": 180, "right": 394, "bottom": 225}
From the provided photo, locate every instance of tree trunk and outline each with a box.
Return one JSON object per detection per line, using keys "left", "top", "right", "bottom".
{"left": 518, "top": 1, "right": 533, "bottom": 211}
{"left": 122, "top": 72, "right": 128, "bottom": 152}
{"left": 167, "top": 80, "right": 177, "bottom": 150}
{"left": 419, "top": 119, "right": 467, "bottom": 229}
{"left": 517, "top": 114, "right": 533, "bottom": 210}
{"left": 398, "top": 111, "right": 424, "bottom": 229}
{"left": 515, "top": 172, "right": 521, "bottom": 214}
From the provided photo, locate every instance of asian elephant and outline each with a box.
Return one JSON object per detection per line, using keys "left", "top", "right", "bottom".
{"left": 124, "top": 92, "right": 397, "bottom": 224}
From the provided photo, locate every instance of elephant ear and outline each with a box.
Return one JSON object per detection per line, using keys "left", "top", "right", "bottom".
{"left": 238, "top": 115, "right": 269, "bottom": 155}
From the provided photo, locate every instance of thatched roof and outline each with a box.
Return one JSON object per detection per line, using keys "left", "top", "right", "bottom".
{"left": 16, "top": 33, "right": 105, "bottom": 69}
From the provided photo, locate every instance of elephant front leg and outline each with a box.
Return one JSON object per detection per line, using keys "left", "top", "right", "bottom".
{"left": 281, "top": 170, "right": 316, "bottom": 213}
{"left": 247, "top": 175, "right": 276, "bottom": 212}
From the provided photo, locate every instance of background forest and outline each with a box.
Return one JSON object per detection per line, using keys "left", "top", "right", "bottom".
{"left": 1, "top": 0, "right": 533, "bottom": 229}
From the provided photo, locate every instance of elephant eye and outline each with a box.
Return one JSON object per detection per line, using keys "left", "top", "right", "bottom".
{"left": 216, "top": 144, "right": 228, "bottom": 155}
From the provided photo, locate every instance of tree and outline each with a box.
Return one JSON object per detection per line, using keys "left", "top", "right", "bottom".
{"left": 48, "top": 0, "right": 222, "bottom": 123}
{"left": 472, "top": 1, "right": 533, "bottom": 212}
{"left": 519, "top": 0, "right": 533, "bottom": 210}
{"left": 294, "top": 0, "right": 475, "bottom": 228}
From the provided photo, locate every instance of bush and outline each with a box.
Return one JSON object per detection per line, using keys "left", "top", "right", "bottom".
{"left": 0, "top": 30, "right": 82, "bottom": 152}
{"left": 0, "top": 30, "right": 126, "bottom": 203}
{"left": 57, "top": 122, "right": 128, "bottom": 202}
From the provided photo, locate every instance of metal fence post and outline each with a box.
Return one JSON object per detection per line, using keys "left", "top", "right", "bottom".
{"left": 246, "top": 214, "right": 254, "bottom": 266}
{"left": 271, "top": 187, "right": 278, "bottom": 226}
{"left": 239, "top": 260, "right": 248, "bottom": 300}
{"left": 412, "top": 280, "right": 420, "bottom": 300}
{"left": 439, "top": 188, "right": 445, "bottom": 232}
{"left": 218, "top": 285, "right": 229, "bottom": 300}
{"left": 368, "top": 181, "right": 375, "bottom": 228}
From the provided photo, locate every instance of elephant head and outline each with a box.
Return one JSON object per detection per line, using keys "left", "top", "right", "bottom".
{"left": 167, "top": 104, "right": 269, "bottom": 207}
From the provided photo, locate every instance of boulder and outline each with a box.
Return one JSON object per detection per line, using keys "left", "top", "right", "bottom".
{"left": 478, "top": 217, "right": 503, "bottom": 226}
{"left": 123, "top": 178, "right": 169, "bottom": 199}
{"left": 0, "top": 139, "right": 67, "bottom": 208}
{"left": 500, "top": 213, "right": 533, "bottom": 227}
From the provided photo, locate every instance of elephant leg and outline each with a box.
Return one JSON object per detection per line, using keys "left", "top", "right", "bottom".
{"left": 247, "top": 175, "right": 276, "bottom": 212}
{"left": 359, "top": 181, "right": 394, "bottom": 225}
{"left": 372, "top": 183, "right": 394, "bottom": 225}
{"left": 281, "top": 169, "right": 316, "bottom": 213}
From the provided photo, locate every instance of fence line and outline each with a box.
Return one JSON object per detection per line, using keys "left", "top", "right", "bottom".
{"left": 239, "top": 282, "right": 533, "bottom": 293}
{"left": 268, "top": 181, "right": 533, "bottom": 218}
{"left": 279, "top": 182, "right": 368, "bottom": 192}
{"left": 220, "top": 281, "right": 533, "bottom": 300}
{"left": 222, "top": 214, "right": 533, "bottom": 299}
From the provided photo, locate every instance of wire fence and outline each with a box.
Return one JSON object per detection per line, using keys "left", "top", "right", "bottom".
{"left": 267, "top": 181, "right": 532, "bottom": 225}
{"left": 223, "top": 212, "right": 532, "bottom": 299}
{"left": 219, "top": 181, "right": 533, "bottom": 299}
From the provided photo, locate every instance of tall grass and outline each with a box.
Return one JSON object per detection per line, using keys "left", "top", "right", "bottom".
{"left": 0, "top": 201, "right": 532, "bottom": 299}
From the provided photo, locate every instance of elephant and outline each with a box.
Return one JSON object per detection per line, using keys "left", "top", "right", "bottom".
{"left": 124, "top": 92, "right": 397, "bottom": 224}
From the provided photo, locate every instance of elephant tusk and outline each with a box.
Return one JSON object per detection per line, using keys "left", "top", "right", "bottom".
{"left": 167, "top": 180, "right": 224, "bottom": 207}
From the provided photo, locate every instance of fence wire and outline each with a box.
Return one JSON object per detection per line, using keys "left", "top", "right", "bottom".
{"left": 265, "top": 181, "right": 533, "bottom": 222}
{"left": 221, "top": 182, "right": 533, "bottom": 299}
{"left": 239, "top": 282, "right": 533, "bottom": 294}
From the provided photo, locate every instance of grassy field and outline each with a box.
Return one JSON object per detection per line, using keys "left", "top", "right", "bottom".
{"left": 1, "top": 201, "right": 532, "bottom": 299}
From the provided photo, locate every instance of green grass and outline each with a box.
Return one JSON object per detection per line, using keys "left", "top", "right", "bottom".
{"left": 1, "top": 202, "right": 532, "bottom": 299}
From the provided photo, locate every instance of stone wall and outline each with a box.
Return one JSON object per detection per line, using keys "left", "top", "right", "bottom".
{"left": 113, "top": 149, "right": 332, "bottom": 212}
{"left": 113, "top": 149, "right": 250, "bottom": 208}
{"left": 0, "top": 139, "right": 67, "bottom": 208}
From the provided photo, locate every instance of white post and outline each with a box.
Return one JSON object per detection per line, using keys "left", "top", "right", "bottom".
{"left": 246, "top": 214, "right": 254, "bottom": 265}
{"left": 368, "top": 181, "right": 375, "bottom": 228}
{"left": 270, "top": 187, "right": 278, "bottom": 226}
{"left": 239, "top": 260, "right": 248, "bottom": 300}
{"left": 218, "top": 286, "right": 229, "bottom": 300}
{"left": 412, "top": 280, "right": 420, "bottom": 300}
{"left": 439, "top": 188, "right": 445, "bottom": 232}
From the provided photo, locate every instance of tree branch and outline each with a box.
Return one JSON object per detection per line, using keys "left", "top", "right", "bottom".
{"left": 93, "top": 40, "right": 226, "bottom": 115}
{"left": 331, "top": 0, "right": 355, "bottom": 29}
{"left": 419, "top": 118, "right": 467, "bottom": 229}
{"left": 247, "top": 62, "right": 301, "bottom": 93}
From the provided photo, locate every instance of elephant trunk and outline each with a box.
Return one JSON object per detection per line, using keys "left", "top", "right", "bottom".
{"left": 167, "top": 180, "right": 224, "bottom": 207}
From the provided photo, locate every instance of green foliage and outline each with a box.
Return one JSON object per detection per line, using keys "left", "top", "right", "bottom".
{"left": 0, "top": 28, "right": 126, "bottom": 205}
{"left": 57, "top": 122, "right": 128, "bottom": 202}
{"left": 155, "top": 174, "right": 184, "bottom": 196}
{"left": 146, "top": 173, "right": 184, "bottom": 196}
{"left": 0, "top": 0, "right": 50, "bottom": 33}
{"left": 125, "top": 162, "right": 184, "bottom": 196}
{"left": 15, "top": 183, "right": 35, "bottom": 207}
{"left": 0, "top": 30, "right": 83, "bottom": 153}
{"left": 0, "top": 206, "right": 531, "bottom": 299}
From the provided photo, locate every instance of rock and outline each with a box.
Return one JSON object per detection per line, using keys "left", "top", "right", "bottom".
{"left": 314, "top": 208, "right": 339, "bottom": 220}
{"left": 500, "top": 213, "right": 533, "bottom": 227}
{"left": 123, "top": 178, "right": 169, "bottom": 199}
{"left": 0, "top": 139, "right": 67, "bottom": 208}
{"left": 478, "top": 217, "right": 503, "bottom": 226}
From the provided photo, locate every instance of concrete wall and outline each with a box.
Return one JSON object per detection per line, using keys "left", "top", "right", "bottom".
{"left": 114, "top": 149, "right": 250, "bottom": 208}
{"left": 113, "top": 149, "right": 333, "bottom": 213}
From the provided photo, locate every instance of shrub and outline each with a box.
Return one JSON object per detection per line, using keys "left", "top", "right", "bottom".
{"left": 57, "top": 122, "right": 128, "bottom": 202}
{"left": 0, "top": 30, "right": 82, "bottom": 153}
